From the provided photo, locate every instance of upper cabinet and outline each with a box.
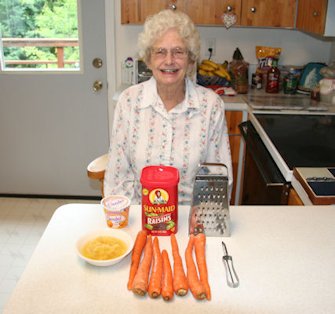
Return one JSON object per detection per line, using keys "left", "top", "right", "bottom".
{"left": 121, "top": 0, "right": 334, "bottom": 37}
{"left": 239, "top": 0, "right": 296, "bottom": 28}
{"left": 121, "top": 0, "right": 187, "bottom": 24}
{"left": 185, "top": 0, "right": 242, "bottom": 25}
{"left": 121, "top": 0, "right": 296, "bottom": 27}
{"left": 121, "top": 0, "right": 239, "bottom": 25}
{"left": 296, "top": 0, "right": 335, "bottom": 37}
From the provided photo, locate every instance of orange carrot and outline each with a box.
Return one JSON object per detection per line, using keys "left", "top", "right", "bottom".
{"left": 185, "top": 234, "right": 206, "bottom": 300}
{"left": 161, "top": 249, "right": 174, "bottom": 301}
{"left": 127, "top": 230, "right": 147, "bottom": 290}
{"left": 194, "top": 232, "right": 211, "bottom": 300}
{"left": 148, "top": 237, "right": 163, "bottom": 298}
{"left": 132, "top": 235, "right": 153, "bottom": 296}
{"left": 170, "top": 233, "right": 189, "bottom": 296}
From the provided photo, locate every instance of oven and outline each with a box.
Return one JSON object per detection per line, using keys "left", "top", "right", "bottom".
{"left": 239, "top": 120, "right": 290, "bottom": 205}
{"left": 239, "top": 111, "right": 335, "bottom": 205}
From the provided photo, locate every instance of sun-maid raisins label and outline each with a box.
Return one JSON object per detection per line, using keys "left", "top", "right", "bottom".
{"left": 140, "top": 166, "right": 179, "bottom": 236}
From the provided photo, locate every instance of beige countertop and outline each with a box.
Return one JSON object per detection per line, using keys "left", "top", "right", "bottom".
{"left": 115, "top": 84, "right": 335, "bottom": 113}
{"left": 224, "top": 88, "right": 335, "bottom": 114}
{"left": 4, "top": 203, "right": 335, "bottom": 314}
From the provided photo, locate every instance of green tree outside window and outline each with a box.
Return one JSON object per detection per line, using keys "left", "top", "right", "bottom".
{"left": 0, "top": 0, "right": 79, "bottom": 69}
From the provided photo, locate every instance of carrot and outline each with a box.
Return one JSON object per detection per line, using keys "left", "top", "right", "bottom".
{"left": 161, "top": 249, "right": 174, "bottom": 301}
{"left": 127, "top": 230, "right": 147, "bottom": 290}
{"left": 132, "top": 234, "right": 153, "bottom": 296}
{"left": 170, "top": 233, "right": 189, "bottom": 296}
{"left": 148, "top": 237, "right": 163, "bottom": 298}
{"left": 185, "top": 234, "right": 206, "bottom": 300}
{"left": 194, "top": 232, "right": 211, "bottom": 300}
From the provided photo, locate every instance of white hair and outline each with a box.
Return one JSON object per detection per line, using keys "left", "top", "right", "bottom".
{"left": 137, "top": 9, "right": 200, "bottom": 76}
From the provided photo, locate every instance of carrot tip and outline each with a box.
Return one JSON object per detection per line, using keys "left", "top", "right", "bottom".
{"left": 132, "top": 288, "right": 147, "bottom": 296}
{"left": 149, "top": 292, "right": 160, "bottom": 299}
{"left": 163, "top": 296, "right": 173, "bottom": 301}
{"left": 197, "top": 293, "right": 207, "bottom": 300}
{"left": 176, "top": 289, "right": 188, "bottom": 296}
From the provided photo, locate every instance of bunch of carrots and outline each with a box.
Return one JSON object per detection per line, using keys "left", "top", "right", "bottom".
{"left": 127, "top": 230, "right": 211, "bottom": 301}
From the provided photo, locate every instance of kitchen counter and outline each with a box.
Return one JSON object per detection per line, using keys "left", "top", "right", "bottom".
{"left": 4, "top": 203, "right": 335, "bottom": 314}
{"left": 115, "top": 84, "right": 335, "bottom": 114}
{"left": 222, "top": 94, "right": 248, "bottom": 111}
{"left": 247, "top": 89, "right": 335, "bottom": 114}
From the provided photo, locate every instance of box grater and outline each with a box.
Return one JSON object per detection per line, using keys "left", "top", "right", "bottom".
{"left": 189, "top": 163, "right": 230, "bottom": 237}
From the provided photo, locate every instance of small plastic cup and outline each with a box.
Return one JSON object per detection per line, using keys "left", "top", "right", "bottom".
{"left": 101, "top": 195, "right": 130, "bottom": 228}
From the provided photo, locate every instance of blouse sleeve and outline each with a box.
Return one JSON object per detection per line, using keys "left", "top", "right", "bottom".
{"left": 103, "top": 91, "right": 136, "bottom": 201}
{"left": 206, "top": 95, "right": 234, "bottom": 198}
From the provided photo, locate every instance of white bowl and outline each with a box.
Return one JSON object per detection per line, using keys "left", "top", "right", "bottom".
{"left": 76, "top": 228, "right": 133, "bottom": 267}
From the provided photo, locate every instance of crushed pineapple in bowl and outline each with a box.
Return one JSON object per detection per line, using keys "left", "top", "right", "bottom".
{"left": 76, "top": 228, "right": 133, "bottom": 266}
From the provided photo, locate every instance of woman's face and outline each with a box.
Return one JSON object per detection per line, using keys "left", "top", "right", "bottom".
{"left": 147, "top": 28, "right": 192, "bottom": 88}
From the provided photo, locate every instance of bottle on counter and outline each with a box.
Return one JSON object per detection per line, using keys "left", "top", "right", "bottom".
{"left": 229, "top": 48, "right": 249, "bottom": 94}
{"left": 283, "top": 68, "right": 298, "bottom": 94}
{"left": 319, "top": 62, "right": 335, "bottom": 104}
{"left": 266, "top": 58, "right": 280, "bottom": 93}
{"left": 251, "top": 72, "right": 262, "bottom": 89}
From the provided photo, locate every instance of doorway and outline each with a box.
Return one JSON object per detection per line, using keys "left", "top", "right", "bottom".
{"left": 0, "top": 0, "right": 113, "bottom": 197}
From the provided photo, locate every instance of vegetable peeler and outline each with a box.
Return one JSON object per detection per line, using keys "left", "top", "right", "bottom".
{"left": 222, "top": 241, "right": 239, "bottom": 288}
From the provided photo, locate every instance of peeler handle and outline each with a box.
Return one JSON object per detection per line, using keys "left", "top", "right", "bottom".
{"left": 222, "top": 255, "right": 239, "bottom": 288}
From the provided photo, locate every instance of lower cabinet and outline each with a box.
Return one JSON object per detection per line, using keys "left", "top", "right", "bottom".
{"left": 288, "top": 188, "right": 304, "bottom": 205}
{"left": 225, "top": 110, "right": 245, "bottom": 205}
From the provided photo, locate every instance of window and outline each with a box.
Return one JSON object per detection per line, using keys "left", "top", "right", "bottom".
{"left": 0, "top": 0, "right": 80, "bottom": 71}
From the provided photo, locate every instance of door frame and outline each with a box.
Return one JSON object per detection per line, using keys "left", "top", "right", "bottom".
{"left": 105, "top": 0, "right": 117, "bottom": 139}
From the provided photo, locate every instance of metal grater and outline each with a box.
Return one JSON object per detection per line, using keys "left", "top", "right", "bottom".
{"left": 189, "top": 163, "right": 230, "bottom": 237}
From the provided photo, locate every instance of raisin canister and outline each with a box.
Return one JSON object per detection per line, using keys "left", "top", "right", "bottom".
{"left": 140, "top": 165, "right": 179, "bottom": 236}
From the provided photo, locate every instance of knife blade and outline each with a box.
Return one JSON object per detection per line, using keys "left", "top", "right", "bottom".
{"left": 222, "top": 241, "right": 239, "bottom": 288}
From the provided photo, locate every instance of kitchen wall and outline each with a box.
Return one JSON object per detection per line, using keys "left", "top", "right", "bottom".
{"left": 113, "top": 1, "right": 334, "bottom": 88}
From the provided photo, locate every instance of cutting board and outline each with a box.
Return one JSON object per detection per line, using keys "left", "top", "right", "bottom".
{"left": 293, "top": 167, "right": 335, "bottom": 205}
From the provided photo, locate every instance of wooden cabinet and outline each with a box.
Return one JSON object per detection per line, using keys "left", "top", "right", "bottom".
{"left": 239, "top": 0, "right": 296, "bottom": 28}
{"left": 121, "top": 0, "right": 235, "bottom": 25}
{"left": 121, "top": 0, "right": 187, "bottom": 24}
{"left": 225, "top": 110, "right": 244, "bottom": 205}
{"left": 186, "top": 0, "right": 241, "bottom": 25}
{"left": 288, "top": 187, "right": 304, "bottom": 205}
{"left": 121, "top": 0, "right": 296, "bottom": 28}
{"left": 296, "top": 0, "right": 328, "bottom": 35}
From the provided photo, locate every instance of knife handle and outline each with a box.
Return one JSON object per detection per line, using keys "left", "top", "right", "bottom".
{"left": 222, "top": 255, "right": 239, "bottom": 288}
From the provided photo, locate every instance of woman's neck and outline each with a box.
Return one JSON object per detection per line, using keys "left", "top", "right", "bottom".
{"left": 157, "top": 80, "right": 186, "bottom": 111}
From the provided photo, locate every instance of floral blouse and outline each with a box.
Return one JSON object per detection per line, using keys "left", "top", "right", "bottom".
{"left": 104, "top": 77, "right": 233, "bottom": 205}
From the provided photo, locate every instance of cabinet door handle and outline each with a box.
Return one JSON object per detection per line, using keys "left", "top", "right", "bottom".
{"left": 168, "top": 3, "right": 177, "bottom": 10}
{"left": 313, "top": 10, "right": 320, "bottom": 17}
{"left": 226, "top": 5, "right": 233, "bottom": 12}
{"left": 250, "top": 7, "right": 256, "bottom": 13}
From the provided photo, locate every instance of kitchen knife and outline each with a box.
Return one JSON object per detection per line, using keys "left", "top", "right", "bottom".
{"left": 222, "top": 241, "right": 239, "bottom": 288}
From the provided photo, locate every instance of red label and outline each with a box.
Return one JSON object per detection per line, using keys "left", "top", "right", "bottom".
{"left": 141, "top": 186, "right": 178, "bottom": 236}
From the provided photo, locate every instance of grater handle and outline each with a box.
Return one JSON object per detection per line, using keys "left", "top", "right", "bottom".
{"left": 222, "top": 255, "right": 239, "bottom": 288}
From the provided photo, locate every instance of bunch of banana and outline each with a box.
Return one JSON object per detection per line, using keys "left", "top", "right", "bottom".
{"left": 198, "top": 59, "right": 231, "bottom": 80}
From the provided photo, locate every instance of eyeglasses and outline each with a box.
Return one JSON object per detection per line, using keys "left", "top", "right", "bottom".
{"left": 151, "top": 47, "right": 188, "bottom": 60}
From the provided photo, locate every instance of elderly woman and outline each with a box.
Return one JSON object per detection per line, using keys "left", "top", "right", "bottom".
{"left": 104, "top": 9, "right": 232, "bottom": 204}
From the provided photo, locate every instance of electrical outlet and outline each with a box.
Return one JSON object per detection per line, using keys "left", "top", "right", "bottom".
{"left": 205, "top": 38, "right": 216, "bottom": 57}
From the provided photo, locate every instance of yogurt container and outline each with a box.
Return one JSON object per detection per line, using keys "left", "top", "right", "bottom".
{"left": 101, "top": 195, "right": 130, "bottom": 228}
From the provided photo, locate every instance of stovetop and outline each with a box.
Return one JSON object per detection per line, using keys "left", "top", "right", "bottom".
{"left": 250, "top": 113, "right": 335, "bottom": 181}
